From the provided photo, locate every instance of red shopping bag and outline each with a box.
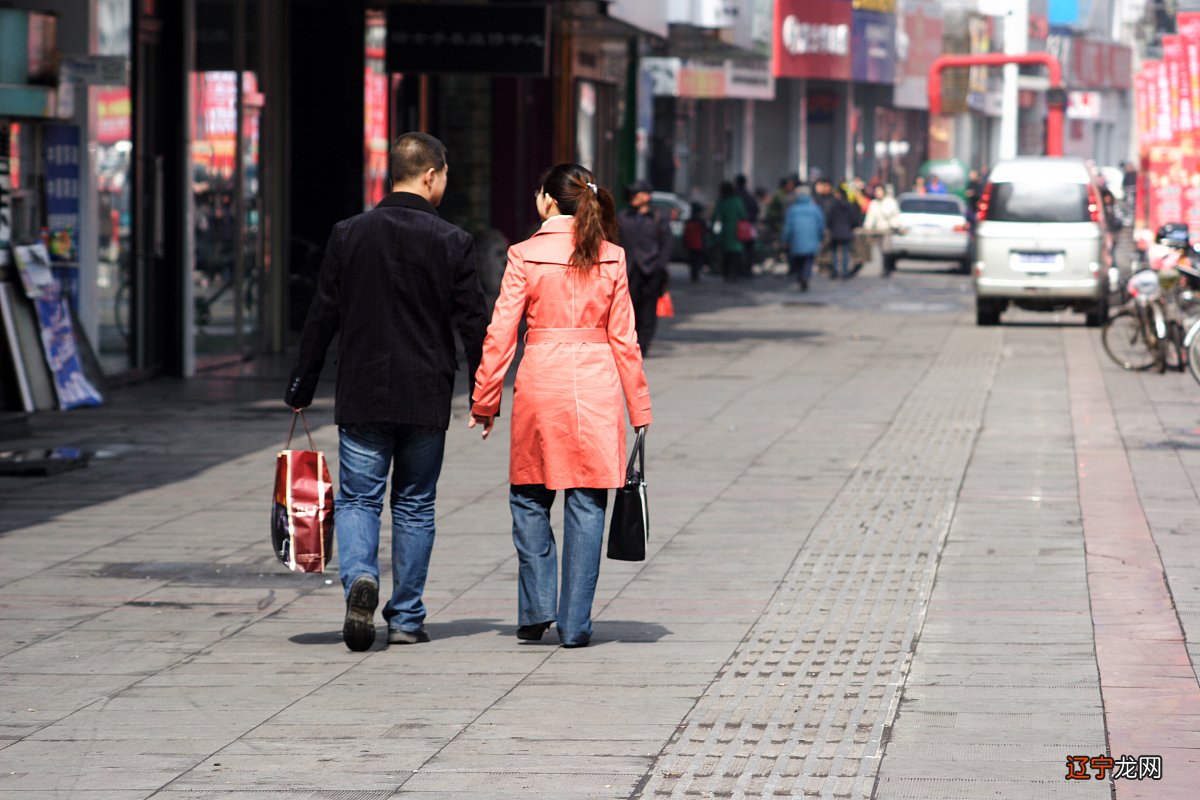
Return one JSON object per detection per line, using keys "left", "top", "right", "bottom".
{"left": 656, "top": 291, "right": 675, "bottom": 318}
{"left": 272, "top": 411, "right": 334, "bottom": 573}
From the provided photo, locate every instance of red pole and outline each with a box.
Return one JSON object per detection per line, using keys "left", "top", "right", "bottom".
{"left": 1046, "top": 104, "right": 1064, "bottom": 157}
{"left": 928, "top": 52, "right": 1065, "bottom": 156}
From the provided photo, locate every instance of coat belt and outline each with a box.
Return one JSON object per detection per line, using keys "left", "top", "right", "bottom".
{"left": 525, "top": 327, "right": 609, "bottom": 345}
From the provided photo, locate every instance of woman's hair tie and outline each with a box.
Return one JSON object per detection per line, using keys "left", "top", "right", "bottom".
{"left": 586, "top": 182, "right": 598, "bottom": 193}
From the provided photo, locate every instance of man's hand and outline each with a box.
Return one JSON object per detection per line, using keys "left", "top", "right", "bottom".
{"left": 469, "top": 413, "right": 495, "bottom": 440}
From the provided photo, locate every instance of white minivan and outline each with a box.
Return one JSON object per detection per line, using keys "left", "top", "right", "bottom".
{"left": 973, "top": 157, "right": 1108, "bottom": 326}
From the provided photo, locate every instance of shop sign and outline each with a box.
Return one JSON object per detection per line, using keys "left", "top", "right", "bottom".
{"left": 96, "top": 88, "right": 131, "bottom": 144}
{"left": 678, "top": 60, "right": 725, "bottom": 98}
{"left": 1048, "top": 0, "right": 1080, "bottom": 26}
{"left": 727, "top": 59, "right": 775, "bottom": 100}
{"left": 1069, "top": 38, "right": 1132, "bottom": 90}
{"left": 807, "top": 90, "right": 840, "bottom": 123}
{"left": 642, "top": 57, "right": 775, "bottom": 100}
{"left": 44, "top": 125, "right": 80, "bottom": 264}
{"left": 773, "top": 0, "right": 852, "bottom": 80}
{"left": 386, "top": 4, "right": 548, "bottom": 76}
{"left": 1067, "top": 90, "right": 1101, "bottom": 120}
{"left": 851, "top": 9, "right": 895, "bottom": 85}
{"left": 852, "top": 0, "right": 895, "bottom": 11}
{"left": 643, "top": 57, "right": 681, "bottom": 96}
{"left": 894, "top": 0, "right": 942, "bottom": 110}
{"left": 667, "top": 0, "right": 738, "bottom": 29}
{"left": 61, "top": 55, "right": 127, "bottom": 86}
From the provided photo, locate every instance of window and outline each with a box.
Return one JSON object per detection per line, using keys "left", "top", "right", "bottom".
{"left": 986, "top": 182, "right": 1091, "bottom": 223}
{"left": 899, "top": 197, "right": 963, "bottom": 215}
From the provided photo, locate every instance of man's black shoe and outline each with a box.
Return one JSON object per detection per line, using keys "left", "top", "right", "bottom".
{"left": 343, "top": 576, "right": 379, "bottom": 652}
{"left": 388, "top": 627, "right": 430, "bottom": 645}
{"left": 516, "top": 621, "right": 552, "bottom": 641}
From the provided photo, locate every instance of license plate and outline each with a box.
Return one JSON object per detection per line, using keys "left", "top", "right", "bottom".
{"left": 1011, "top": 251, "right": 1063, "bottom": 272}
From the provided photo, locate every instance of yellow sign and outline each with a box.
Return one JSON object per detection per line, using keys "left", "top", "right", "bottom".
{"left": 853, "top": 0, "right": 896, "bottom": 12}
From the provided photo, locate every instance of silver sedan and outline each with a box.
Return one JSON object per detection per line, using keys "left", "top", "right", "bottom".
{"left": 884, "top": 193, "right": 974, "bottom": 274}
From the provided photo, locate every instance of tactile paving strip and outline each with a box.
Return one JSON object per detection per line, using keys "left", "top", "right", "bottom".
{"left": 635, "top": 328, "right": 998, "bottom": 799}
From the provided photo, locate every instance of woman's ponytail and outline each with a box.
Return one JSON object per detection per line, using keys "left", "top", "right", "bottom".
{"left": 541, "top": 163, "right": 617, "bottom": 271}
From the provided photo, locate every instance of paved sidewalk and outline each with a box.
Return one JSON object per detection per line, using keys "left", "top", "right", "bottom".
{"left": 1, "top": 262, "right": 1199, "bottom": 799}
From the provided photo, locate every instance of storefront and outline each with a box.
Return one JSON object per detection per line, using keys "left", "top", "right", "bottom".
{"left": 769, "top": 0, "right": 854, "bottom": 182}
{"left": 1, "top": 3, "right": 124, "bottom": 411}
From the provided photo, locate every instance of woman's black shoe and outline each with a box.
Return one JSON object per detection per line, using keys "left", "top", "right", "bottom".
{"left": 516, "top": 621, "right": 552, "bottom": 641}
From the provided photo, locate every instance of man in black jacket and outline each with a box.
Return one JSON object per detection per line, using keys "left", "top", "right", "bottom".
{"left": 285, "top": 132, "right": 487, "bottom": 651}
{"left": 618, "top": 180, "right": 673, "bottom": 355}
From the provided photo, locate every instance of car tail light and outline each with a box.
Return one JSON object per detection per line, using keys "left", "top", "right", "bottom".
{"left": 1087, "top": 184, "right": 1102, "bottom": 224}
{"left": 954, "top": 223, "right": 970, "bottom": 232}
{"left": 976, "top": 183, "right": 992, "bottom": 222}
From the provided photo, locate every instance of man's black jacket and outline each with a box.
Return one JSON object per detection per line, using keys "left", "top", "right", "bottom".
{"left": 617, "top": 207, "right": 673, "bottom": 277}
{"left": 284, "top": 192, "right": 488, "bottom": 429}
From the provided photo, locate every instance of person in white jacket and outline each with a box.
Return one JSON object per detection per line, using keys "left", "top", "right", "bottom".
{"left": 863, "top": 185, "right": 900, "bottom": 275}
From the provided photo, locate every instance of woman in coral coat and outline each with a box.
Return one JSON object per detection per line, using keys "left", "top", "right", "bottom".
{"left": 470, "top": 163, "right": 653, "bottom": 648}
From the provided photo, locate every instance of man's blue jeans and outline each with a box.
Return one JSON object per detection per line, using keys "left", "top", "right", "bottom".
{"left": 336, "top": 424, "right": 445, "bottom": 634}
{"left": 831, "top": 240, "right": 852, "bottom": 277}
{"left": 509, "top": 485, "right": 608, "bottom": 646}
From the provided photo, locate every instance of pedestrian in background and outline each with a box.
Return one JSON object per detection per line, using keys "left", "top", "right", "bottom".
{"left": 285, "top": 132, "right": 487, "bottom": 651}
{"left": 763, "top": 174, "right": 799, "bottom": 250}
{"left": 714, "top": 181, "right": 748, "bottom": 282}
{"left": 863, "top": 184, "right": 900, "bottom": 275}
{"left": 684, "top": 202, "right": 709, "bottom": 282}
{"left": 617, "top": 180, "right": 673, "bottom": 356}
{"left": 782, "top": 184, "right": 824, "bottom": 292}
{"left": 813, "top": 178, "right": 836, "bottom": 277}
{"left": 470, "top": 163, "right": 653, "bottom": 648}
{"left": 1122, "top": 160, "right": 1138, "bottom": 217}
{"left": 825, "top": 187, "right": 859, "bottom": 280}
{"left": 735, "top": 174, "right": 760, "bottom": 277}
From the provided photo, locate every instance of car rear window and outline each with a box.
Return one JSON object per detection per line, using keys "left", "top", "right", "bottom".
{"left": 899, "top": 198, "right": 962, "bottom": 215}
{"left": 986, "top": 182, "right": 1091, "bottom": 223}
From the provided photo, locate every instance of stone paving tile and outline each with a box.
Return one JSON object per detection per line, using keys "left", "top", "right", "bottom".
{"left": 871, "top": 319, "right": 1109, "bottom": 799}
{"left": 2, "top": 271, "right": 1198, "bottom": 798}
{"left": 637, "top": 325, "right": 1000, "bottom": 799}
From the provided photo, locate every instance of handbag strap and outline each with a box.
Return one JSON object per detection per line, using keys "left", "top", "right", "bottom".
{"left": 285, "top": 409, "right": 317, "bottom": 451}
{"left": 626, "top": 429, "right": 645, "bottom": 479}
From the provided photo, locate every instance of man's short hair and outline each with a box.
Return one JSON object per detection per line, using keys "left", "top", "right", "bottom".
{"left": 390, "top": 132, "right": 447, "bottom": 184}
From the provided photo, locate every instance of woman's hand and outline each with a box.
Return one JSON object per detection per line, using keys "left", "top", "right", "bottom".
{"left": 469, "top": 413, "right": 495, "bottom": 440}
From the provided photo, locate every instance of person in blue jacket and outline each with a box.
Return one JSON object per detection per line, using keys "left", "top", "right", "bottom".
{"left": 781, "top": 185, "right": 826, "bottom": 291}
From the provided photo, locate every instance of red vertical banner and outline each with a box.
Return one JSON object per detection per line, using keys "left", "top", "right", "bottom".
{"left": 1180, "top": 14, "right": 1200, "bottom": 239}
{"left": 1145, "top": 61, "right": 1169, "bottom": 232}
{"left": 1164, "top": 37, "right": 1189, "bottom": 230}
{"left": 1135, "top": 71, "right": 1150, "bottom": 153}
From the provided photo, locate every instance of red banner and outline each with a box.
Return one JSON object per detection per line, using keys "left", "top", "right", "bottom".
{"left": 96, "top": 88, "right": 131, "bottom": 145}
{"left": 773, "top": 0, "right": 852, "bottom": 80}
{"left": 1164, "top": 36, "right": 1187, "bottom": 147}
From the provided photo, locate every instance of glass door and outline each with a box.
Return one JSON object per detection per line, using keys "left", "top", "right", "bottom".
{"left": 192, "top": 0, "right": 261, "bottom": 359}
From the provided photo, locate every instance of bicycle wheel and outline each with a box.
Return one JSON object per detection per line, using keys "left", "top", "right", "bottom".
{"left": 1153, "top": 306, "right": 1169, "bottom": 374}
{"left": 1102, "top": 310, "right": 1158, "bottom": 371}
{"left": 1187, "top": 322, "right": 1200, "bottom": 385}
{"left": 1164, "top": 321, "right": 1187, "bottom": 373}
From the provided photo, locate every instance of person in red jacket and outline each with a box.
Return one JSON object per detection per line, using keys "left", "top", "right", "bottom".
{"left": 469, "top": 163, "right": 653, "bottom": 648}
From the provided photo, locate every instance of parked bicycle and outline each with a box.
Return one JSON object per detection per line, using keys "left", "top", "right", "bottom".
{"left": 1102, "top": 242, "right": 1200, "bottom": 373}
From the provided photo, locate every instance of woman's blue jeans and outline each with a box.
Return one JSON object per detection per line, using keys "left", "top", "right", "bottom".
{"left": 336, "top": 424, "right": 445, "bottom": 634}
{"left": 509, "top": 485, "right": 608, "bottom": 646}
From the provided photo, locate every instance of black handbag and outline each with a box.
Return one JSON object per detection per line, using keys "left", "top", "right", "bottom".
{"left": 607, "top": 429, "right": 648, "bottom": 561}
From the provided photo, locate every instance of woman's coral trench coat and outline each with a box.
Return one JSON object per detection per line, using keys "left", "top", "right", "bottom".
{"left": 472, "top": 216, "right": 653, "bottom": 490}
